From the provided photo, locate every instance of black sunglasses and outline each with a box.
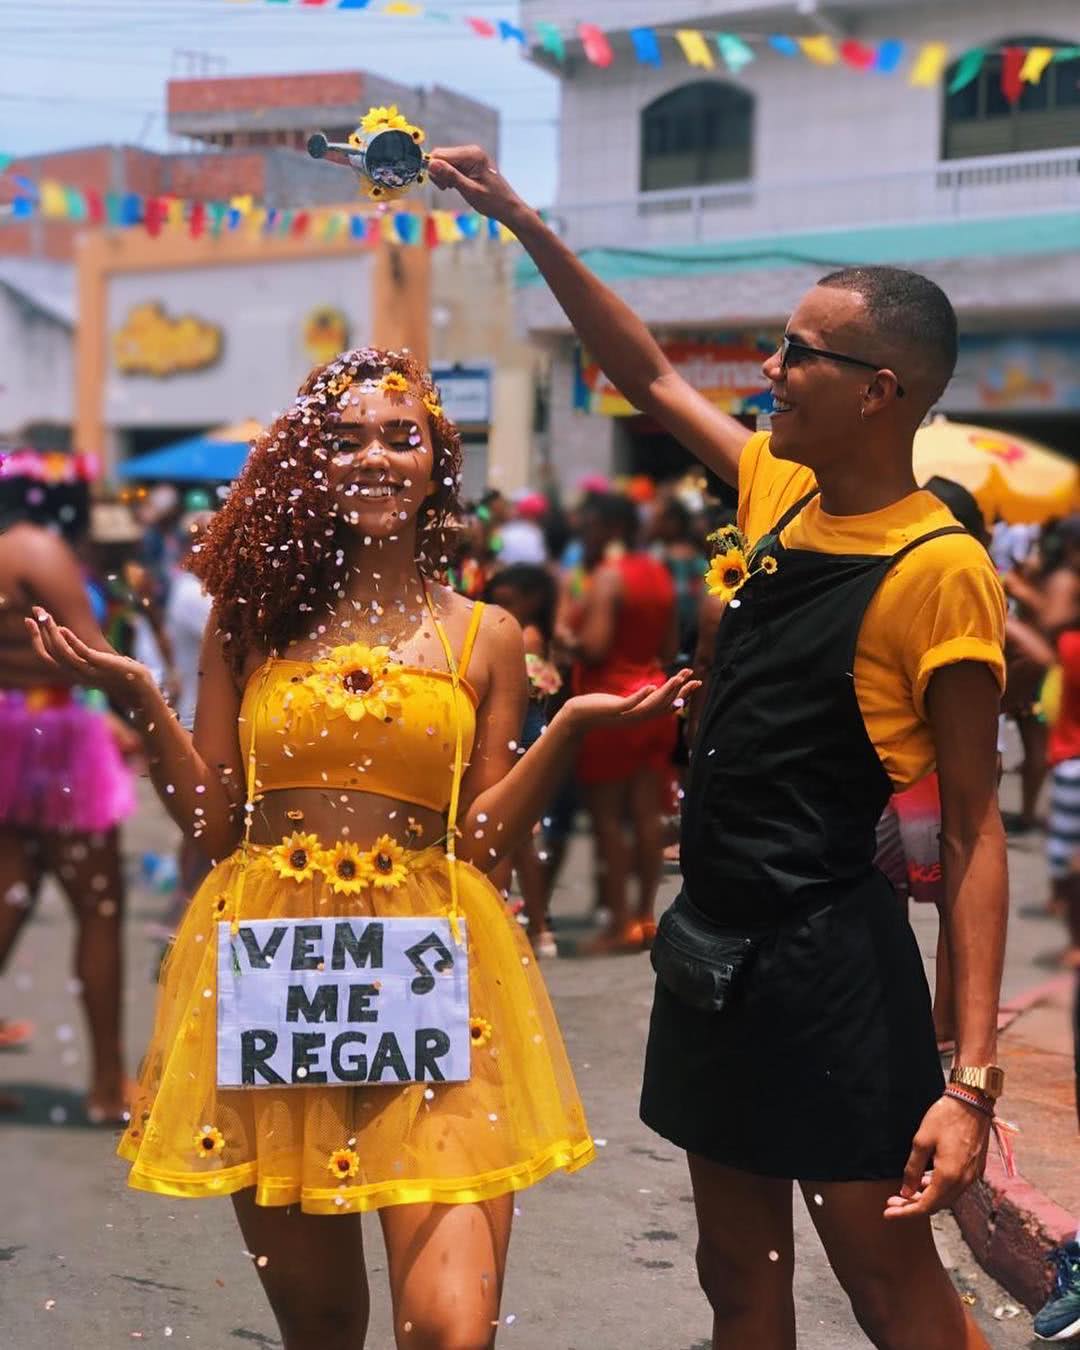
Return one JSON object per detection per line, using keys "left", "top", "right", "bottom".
{"left": 780, "top": 336, "right": 905, "bottom": 398}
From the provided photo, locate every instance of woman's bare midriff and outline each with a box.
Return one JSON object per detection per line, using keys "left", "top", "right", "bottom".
{"left": 246, "top": 787, "right": 448, "bottom": 853}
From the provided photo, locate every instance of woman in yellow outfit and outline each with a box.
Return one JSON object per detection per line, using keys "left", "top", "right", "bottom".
{"left": 28, "top": 347, "right": 696, "bottom": 1349}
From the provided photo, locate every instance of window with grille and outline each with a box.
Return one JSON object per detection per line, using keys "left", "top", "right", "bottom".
{"left": 943, "top": 37, "right": 1080, "bottom": 158}
{"left": 640, "top": 81, "right": 753, "bottom": 191}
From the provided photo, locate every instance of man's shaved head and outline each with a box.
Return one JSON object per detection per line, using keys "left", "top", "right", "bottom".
{"left": 817, "top": 266, "right": 958, "bottom": 412}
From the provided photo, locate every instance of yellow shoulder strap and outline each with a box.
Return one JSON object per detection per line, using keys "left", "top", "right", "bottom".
{"left": 425, "top": 592, "right": 468, "bottom": 946}
{"left": 458, "top": 601, "right": 485, "bottom": 682}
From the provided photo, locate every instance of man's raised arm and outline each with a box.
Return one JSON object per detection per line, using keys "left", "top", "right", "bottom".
{"left": 428, "top": 145, "right": 753, "bottom": 487}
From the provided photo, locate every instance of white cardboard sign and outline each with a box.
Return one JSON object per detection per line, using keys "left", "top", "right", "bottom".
{"left": 216, "top": 916, "right": 470, "bottom": 1088}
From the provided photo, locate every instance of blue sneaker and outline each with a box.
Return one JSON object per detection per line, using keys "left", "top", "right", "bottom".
{"left": 1035, "top": 1240, "right": 1080, "bottom": 1341}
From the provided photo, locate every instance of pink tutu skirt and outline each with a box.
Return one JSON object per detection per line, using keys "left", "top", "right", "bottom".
{"left": 0, "top": 689, "right": 136, "bottom": 833}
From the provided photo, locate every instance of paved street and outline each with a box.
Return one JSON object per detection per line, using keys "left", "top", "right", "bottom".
{"left": 0, "top": 762, "right": 1064, "bottom": 1349}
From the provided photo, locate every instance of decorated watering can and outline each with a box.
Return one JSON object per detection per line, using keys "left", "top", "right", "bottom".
{"left": 307, "top": 105, "right": 428, "bottom": 203}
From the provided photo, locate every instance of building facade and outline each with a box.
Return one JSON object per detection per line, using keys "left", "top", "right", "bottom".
{"left": 519, "top": 0, "right": 1080, "bottom": 485}
{"left": 2, "top": 71, "right": 535, "bottom": 494}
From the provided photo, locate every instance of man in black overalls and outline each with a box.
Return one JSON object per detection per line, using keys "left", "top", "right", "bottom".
{"left": 430, "top": 146, "right": 1007, "bottom": 1350}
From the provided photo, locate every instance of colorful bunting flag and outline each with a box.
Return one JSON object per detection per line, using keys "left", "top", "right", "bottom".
{"left": 948, "top": 48, "right": 984, "bottom": 94}
{"left": 498, "top": 19, "right": 525, "bottom": 45}
{"left": 535, "top": 21, "right": 564, "bottom": 62}
{"left": 716, "top": 34, "right": 755, "bottom": 74}
{"left": 40, "top": 180, "right": 68, "bottom": 218}
{"left": 336, "top": 0, "right": 372, "bottom": 8}
{"left": 874, "top": 38, "right": 904, "bottom": 73}
{"left": 208, "top": 201, "right": 228, "bottom": 237}
{"left": 578, "top": 23, "right": 613, "bottom": 68}
{"left": 434, "top": 210, "right": 462, "bottom": 244}
{"left": 630, "top": 27, "right": 662, "bottom": 67}
{"left": 1020, "top": 46, "right": 1055, "bottom": 85}
{"left": 383, "top": 1, "right": 421, "bottom": 14}
{"left": 798, "top": 35, "right": 838, "bottom": 66}
{"left": 675, "top": 30, "right": 715, "bottom": 70}
{"left": 1001, "top": 46, "right": 1025, "bottom": 104}
{"left": 768, "top": 34, "right": 800, "bottom": 58}
{"left": 839, "top": 39, "right": 876, "bottom": 71}
{"left": 467, "top": 16, "right": 495, "bottom": 37}
{"left": 145, "top": 197, "right": 166, "bottom": 237}
{"left": 909, "top": 41, "right": 949, "bottom": 87}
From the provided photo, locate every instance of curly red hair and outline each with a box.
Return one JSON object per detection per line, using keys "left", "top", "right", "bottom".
{"left": 189, "top": 347, "right": 463, "bottom": 673}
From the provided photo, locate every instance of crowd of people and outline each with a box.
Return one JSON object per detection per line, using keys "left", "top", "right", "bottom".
{"left": 0, "top": 140, "right": 1078, "bottom": 1349}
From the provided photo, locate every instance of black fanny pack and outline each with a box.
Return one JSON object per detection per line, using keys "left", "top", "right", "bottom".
{"left": 650, "top": 891, "right": 763, "bottom": 1014}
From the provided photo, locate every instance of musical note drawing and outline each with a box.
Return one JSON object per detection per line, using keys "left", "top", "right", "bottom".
{"left": 404, "top": 931, "right": 455, "bottom": 994}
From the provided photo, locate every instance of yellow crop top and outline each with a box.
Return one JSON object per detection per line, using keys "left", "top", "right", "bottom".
{"left": 239, "top": 602, "right": 484, "bottom": 814}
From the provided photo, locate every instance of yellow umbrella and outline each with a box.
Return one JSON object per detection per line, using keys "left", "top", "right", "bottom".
{"left": 913, "top": 416, "right": 1080, "bottom": 524}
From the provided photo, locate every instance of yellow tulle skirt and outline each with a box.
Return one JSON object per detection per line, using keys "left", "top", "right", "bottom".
{"left": 118, "top": 841, "right": 594, "bottom": 1214}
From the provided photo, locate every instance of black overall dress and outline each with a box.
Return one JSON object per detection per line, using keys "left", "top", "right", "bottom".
{"left": 640, "top": 491, "right": 963, "bottom": 1182}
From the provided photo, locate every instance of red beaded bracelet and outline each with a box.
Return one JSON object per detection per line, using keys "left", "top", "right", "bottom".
{"left": 944, "top": 1085, "right": 994, "bottom": 1117}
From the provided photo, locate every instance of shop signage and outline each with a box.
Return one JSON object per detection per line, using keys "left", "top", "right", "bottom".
{"left": 113, "top": 302, "right": 222, "bottom": 377}
{"left": 948, "top": 333, "right": 1080, "bottom": 412}
{"left": 303, "top": 306, "right": 351, "bottom": 366}
{"left": 574, "top": 334, "right": 777, "bottom": 416}
{"left": 432, "top": 365, "right": 491, "bottom": 426}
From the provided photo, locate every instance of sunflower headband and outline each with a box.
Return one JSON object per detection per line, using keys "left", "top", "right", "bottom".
{"left": 309, "top": 351, "right": 446, "bottom": 423}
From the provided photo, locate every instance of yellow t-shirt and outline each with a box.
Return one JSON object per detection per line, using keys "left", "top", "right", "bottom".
{"left": 736, "top": 432, "right": 1006, "bottom": 791}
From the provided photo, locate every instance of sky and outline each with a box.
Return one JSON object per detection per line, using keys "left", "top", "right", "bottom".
{"left": 0, "top": 0, "right": 562, "bottom": 205}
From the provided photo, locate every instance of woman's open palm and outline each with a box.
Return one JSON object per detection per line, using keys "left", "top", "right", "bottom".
{"left": 567, "top": 668, "right": 701, "bottom": 729}
{"left": 25, "top": 608, "right": 146, "bottom": 707}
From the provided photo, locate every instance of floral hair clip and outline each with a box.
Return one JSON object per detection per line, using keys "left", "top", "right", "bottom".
{"left": 379, "top": 371, "right": 411, "bottom": 397}
{"left": 421, "top": 392, "right": 444, "bottom": 421}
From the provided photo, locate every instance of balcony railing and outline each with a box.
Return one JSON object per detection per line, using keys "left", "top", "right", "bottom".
{"left": 546, "top": 146, "right": 1080, "bottom": 251}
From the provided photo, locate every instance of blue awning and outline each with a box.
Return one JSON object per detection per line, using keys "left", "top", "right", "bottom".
{"left": 117, "top": 420, "right": 263, "bottom": 482}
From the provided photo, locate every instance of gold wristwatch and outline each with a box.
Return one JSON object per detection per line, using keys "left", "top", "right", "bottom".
{"left": 949, "top": 1065, "right": 1005, "bottom": 1101}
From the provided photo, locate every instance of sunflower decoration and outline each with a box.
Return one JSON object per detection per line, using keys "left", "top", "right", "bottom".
{"left": 195, "top": 1125, "right": 226, "bottom": 1157}
{"left": 327, "top": 1146, "right": 361, "bottom": 1180}
{"left": 379, "top": 370, "right": 411, "bottom": 398}
{"left": 269, "top": 831, "right": 322, "bottom": 883}
{"left": 469, "top": 1016, "right": 493, "bottom": 1048}
{"left": 704, "top": 524, "right": 779, "bottom": 605}
{"left": 320, "top": 841, "right": 374, "bottom": 896}
{"left": 421, "top": 392, "right": 444, "bottom": 422}
{"left": 357, "top": 105, "right": 410, "bottom": 136}
{"left": 367, "top": 834, "right": 409, "bottom": 890}
{"left": 302, "top": 643, "right": 407, "bottom": 724}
